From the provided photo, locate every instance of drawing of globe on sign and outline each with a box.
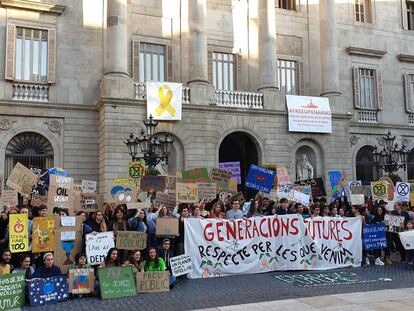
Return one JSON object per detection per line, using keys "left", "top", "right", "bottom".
{"left": 128, "top": 160, "right": 145, "bottom": 179}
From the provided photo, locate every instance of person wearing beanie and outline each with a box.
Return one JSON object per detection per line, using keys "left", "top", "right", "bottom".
{"left": 32, "top": 253, "right": 62, "bottom": 279}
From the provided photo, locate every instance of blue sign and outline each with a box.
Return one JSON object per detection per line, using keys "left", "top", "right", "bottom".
{"left": 245, "top": 164, "right": 276, "bottom": 194}
{"left": 29, "top": 276, "right": 69, "bottom": 306}
{"left": 363, "top": 223, "right": 387, "bottom": 251}
{"left": 328, "top": 171, "right": 342, "bottom": 200}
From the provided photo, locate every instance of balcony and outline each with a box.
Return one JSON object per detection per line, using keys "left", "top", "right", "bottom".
{"left": 12, "top": 83, "right": 49, "bottom": 102}
{"left": 134, "top": 82, "right": 190, "bottom": 104}
{"left": 214, "top": 90, "right": 264, "bottom": 109}
{"left": 357, "top": 110, "right": 378, "bottom": 123}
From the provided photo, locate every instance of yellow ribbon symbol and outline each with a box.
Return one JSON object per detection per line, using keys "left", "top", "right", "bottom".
{"left": 155, "top": 85, "right": 176, "bottom": 117}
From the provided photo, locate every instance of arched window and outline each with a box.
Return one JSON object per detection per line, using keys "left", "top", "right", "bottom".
{"left": 5, "top": 132, "right": 54, "bottom": 182}
{"left": 356, "top": 146, "right": 378, "bottom": 185}
{"left": 407, "top": 151, "right": 414, "bottom": 181}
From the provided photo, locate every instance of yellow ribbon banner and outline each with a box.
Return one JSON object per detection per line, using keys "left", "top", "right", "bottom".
{"left": 9, "top": 214, "right": 29, "bottom": 253}
{"left": 155, "top": 85, "right": 176, "bottom": 117}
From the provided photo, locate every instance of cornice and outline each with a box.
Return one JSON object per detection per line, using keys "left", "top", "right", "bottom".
{"left": 346, "top": 47, "right": 386, "bottom": 59}
{"left": 0, "top": 0, "right": 66, "bottom": 15}
{"left": 397, "top": 54, "right": 414, "bottom": 63}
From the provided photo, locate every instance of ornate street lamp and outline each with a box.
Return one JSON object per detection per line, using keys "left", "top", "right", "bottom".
{"left": 123, "top": 115, "right": 174, "bottom": 168}
{"left": 372, "top": 130, "right": 411, "bottom": 173}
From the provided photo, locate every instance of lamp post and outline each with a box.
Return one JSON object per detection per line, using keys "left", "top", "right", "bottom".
{"left": 123, "top": 115, "right": 174, "bottom": 169}
{"left": 372, "top": 130, "right": 410, "bottom": 173}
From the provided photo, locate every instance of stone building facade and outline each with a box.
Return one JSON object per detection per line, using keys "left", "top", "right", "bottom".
{"left": 0, "top": 0, "right": 414, "bottom": 196}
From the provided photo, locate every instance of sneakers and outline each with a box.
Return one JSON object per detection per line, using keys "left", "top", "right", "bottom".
{"left": 374, "top": 258, "right": 385, "bottom": 266}
{"left": 365, "top": 257, "right": 370, "bottom": 266}
{"left": 384, "top": 257, "right": 392, "bottom": 265}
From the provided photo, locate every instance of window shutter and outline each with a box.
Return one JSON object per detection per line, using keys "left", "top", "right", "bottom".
{"left": 5, "top": 24, "right": 16, "bottom": 81}
{"left": 375, "top": 69, "right": 383, "bottom": 110}
{"left": 132, "top": 40, "right": 140, "bottom": 81}
{"left": 297, "top": 61, "right": 305, "bottom": 95}
{"left": 207, "top": 51, "right": 213, "bottom": 85}
{"left": 352, "top": 66, "right": 361, "bottom": 108}
{"left": 235, "top": 53, "right": 242, "bottom": 90}
{"left": 167, "top": 45, "right": 173, "bottom": 82}
{"left": 404, "top": 73, "right": 413, "bottom": 113}
{"left": 47, "top": 29, "right": 56, "bottom": 84}
{"left": 402, "top": 0, "right": 408, "bottom": 30}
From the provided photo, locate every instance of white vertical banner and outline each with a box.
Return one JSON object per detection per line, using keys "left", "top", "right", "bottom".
{"left": 147, "top": 82, "right": 182, "bottom": 120}
{"left": 395, "top": 182, "right": 410, "bottom": 202}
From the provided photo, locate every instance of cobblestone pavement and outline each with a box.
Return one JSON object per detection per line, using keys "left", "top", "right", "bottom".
{"left": 23, "top": 263, "right": 414, "bottom": 311}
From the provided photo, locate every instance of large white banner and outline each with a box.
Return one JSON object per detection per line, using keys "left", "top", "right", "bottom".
{"left": 286, "top": 95, "right": 332, "bottom": 133}
{"left": 147, "top": 81, "right": 182, "bottom": 120}
{"left": 185, "top": 215, "right": 362, "bottom": 278}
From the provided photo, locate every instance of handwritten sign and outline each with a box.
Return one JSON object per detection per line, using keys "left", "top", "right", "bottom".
{"left": 399, "top": 230, "right": 414, "bottom": 250}
{"left": 154, "top": 191, "right": 176, "bottom": 209}
{"left": 30, "top": 194, "right": 47, "bottom": 207}
{"left": 140, "top": 176, "right": 166, "bottom": 192}
{"left": 73, "top": 192, "right": 104, "bottom": 213}
{"left": 295, "top": 178, "right": 327, "bottom": 197}
{"left": 6, "top": 162, "right": 38, "bottom": 194}
{"left": 109, "top": 179, "right": 137, "bottom": 204}
{"left": 170, "top": 254, "right": 193, "bottom": 277}
{"left": 116, "top": 231, "right": 147, "bottom": 250}
{"left": 9, "top": 214, "right": 29, "bottom": 253}
{"left": 1, "top": 190, "right": 18, "bottom": 209}
{"left": 176, "top": 182, "right": 198, "bottom": 203}
{"left": 81, "top": 180, "right": 97, "bottom": 193}
{"left": 127, "top": 202, "right": 151, "bottom": 210}
{"left": 197, "top": 183, "right": 217, "bottom": 201}
{"left": 98, "top": 267, "right": 136, "bottom": 299}
{"left": 47, "top": 175, "right": 74, "bottom": 212}
{"left": 32, "top": 216, "right": 55, "bottom": 253}
{"left": 350, "top": 194, "right": 365, "bottom": 205}
{"left": 363, "top": 224, "right": 387, "bottom": 251}
{"left": 384, "top": 214, "right": 405, "bottom": 233}
{"left": 219, "top": 162, "right": 241, "bottom": 184}
{"left": 210, "top": 168, "right": 232, "bottom": 191}
{"left": 0, "top": 272, "right": 25, "bottom": 310}
{"left": 68, "top": 269, "right": 95, "bottom": 294}
{"left": 85, "top": 231, "right": 115, "bottom": 265}
{"left": 136, "top": 271, "right": 169, "bottom": 293}
{"left": 155, "top": 217, "right": 179, "bottom": 236}
{"left": 245, "top": 165, "right": 275, "bottom": 194}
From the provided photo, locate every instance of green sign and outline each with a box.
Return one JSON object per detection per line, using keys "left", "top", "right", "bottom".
{"left": 181, "top": 168, "right": 209, "bottom": 183}
{"left": 0, "top": 272, "right": 25, "bottom": 311}
{"left": 129, "top": 160, "right": 145, "bottom": 179}
{"left": 98, "top": 266, "right": 136, "bottom": 299}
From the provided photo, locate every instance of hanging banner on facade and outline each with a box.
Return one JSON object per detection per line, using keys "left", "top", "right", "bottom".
{"left": 219, "top": 162, "right": 241, "bottom": 184}
{"left": 147, "top": 81, "right": 182, "bottom": 120}
{"left": 245, "top": 165, "right": 276, "bottom": 194}
{"left": 185, "top": 215, "right": 361, "bottom": 278}
{"left": 32, "top": 216, "right": 55, "bottom": 253}
{"left": 395, "top": 182, "right": 410, "bottom": 202}
{"left": 6, "top": 162, "right": 39, "bottom": 194}
{"left": 9, "top": 214, "right": 29, "bottom": 253}
{"left": 286, "top": 95, "right": 332, "bottom": 133}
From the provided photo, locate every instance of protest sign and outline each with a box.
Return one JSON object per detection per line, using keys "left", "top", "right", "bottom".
{"left": 86, "top": 231, "right": 115, "bottom": 265}
{"left": 73, "top": 192, "right": 104, "bottom": 213}
{"left": 156, "top": 217, "right": 179, "bottom": 236}
{"left": 116, "top": 231, "right": 147, "bottom": 250}
{"left": 293, "top": 191, "right": 310, "bottom": 205}
{"left": 262, "top": 164, "right": 278, "bottom": 190}
{"left": 371, "top": 180, "right": 388, "bottom": 201}
{"left": 170, "top": 254, "right": 193, "bottom": 277}
{"left": 128, "top": 160, "right": 145, "bottom": 179}
{"left": 395, "top": 182, "right": 410, "bottom": 202}
{"left": 328, "top": 171, "right": 342, "bottom": 199}
{"left": 363, "top": 224, "right": 387, "bottom": 251}
{"left": 384, "top": 214, "right": 405, "bottom": 232}
{"left": 350, "top": 194, "right": 365, "bottom": 205}
{"left": 28, "top": 276, "right": 69, "bottom": 306}
{"left": 47, "top": 175, "right": 74, "bottom": 212}
{"left": 147, "top": 81, "right": 182, "bottom": 120}
{"left": 32, "top": 216, "right": 55, "bottom": 253}
{"left": 6, "top": 162, "right": 38, "bottom": 194}
{"left": 399, "top": 231, "right": 414, "bottom": 250}
{"left": 176, "top": 182, "right": 198, "bottom": 203}
{"left": 245, "top": 164, "right": 276, "bottom": 194}
{"left": 219, "top": 162, "right": 241, "bottom": 184}
{"left": 228, "top": 178, "right": 238, "bottom": 193}
{"left": 109, "top": 179, "right": 137, "bottom": 204}
{"left": 54, "top": 215, "right": 82, "bottom": 231}
{"left": 29, "top": 166, "right": 48, "bottom": 196}
{"left": 9, "top": 214, "right": 29, "bottom": 253}
{"left": 277, "top": 166, "right": 291, "bottom": 184}
{"left": 229, "top": 192, "right": 246, "bottom": 205}
{"left": 0, "top": 272, "right": 25, "bottom": 311}
{"left": 348, "top": 181, "right": 362, "bottom": 191}
{"left": 127, "top": 202, "right": 151, "bottom": 210}
{"left": 68, "top": 269, "right": 95, "bottom": 294}
{"left": 140, "top": 176, "right": 166, "bottom": 192}
{"left": 380, "top": 176, "right": 395, "bottom": 201}
{"left": 295, "top": 178, "right": 327, "bottom": 197}
{"left": 197, "top": 183, "right": 217, "bottom": 201}
{"left": 165, "top": 176, "right": 177, "bottom": 191}
{"left": 98, "top": 266, "right": 136, "bottom": 299}
{"left": 81, "top": 180, "right": 97, "bottom": 193}
{"left": 185, "top": 215, "right": 362, "bottom": 278}
{"left": 136, "top": 271, "right": 169, "bottom": 293}
{"left": 350, "top": 185, "right": 364, "bottom": 195}
{"left": 1, "top": 190, "right": 18, "bottom": 209}
{"left": 181, "top": 168, "right": 209, "bottom": 183}
{"left": 30, "top": 194, "right": 47, "bottom": 207}
{"left": 54, "top": 230, "right": 82, "bottom": 274}
{"left": 155, "top": 191, "right": 176, "bottom": 209}
{"left": 210, "top": 168, "right": 232, "bottom": 191}
{"left": 410, "top": 183, "right": 414, "bottom": 207}
{"left": 276, "top": 183, "right": 295, "bottom": 200}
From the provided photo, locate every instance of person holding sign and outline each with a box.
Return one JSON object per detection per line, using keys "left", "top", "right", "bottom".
{"left": 124, "top": 249, "right": 143, "bottom": 273}
{"left": 12, "top": 254, "right": 34, "bottom": 283}
{"left": 70, "top": 253, "right": 91, "bottom": 269}
{"left": 128, "top": 209, "right": 148, "bottom": 233}
{"left": 143, "top": 247, "right": 175, "bottom": 288}
{"left": 0, "top": 249, "right": 13, "bottom": 275}
{"left": 390, "top": 202, "right": 409, "bottom": 262}
{"left": 370, "top": 206, "right": 391, "bottom": 265}
{"left": 32, "top": 253, "right": 62, "bottom": 279}
{"left": 99, "top": 248, "right": 121, "bottom": 268}
{"left": 87, "top": 211, "right": 108, "bottom": 233}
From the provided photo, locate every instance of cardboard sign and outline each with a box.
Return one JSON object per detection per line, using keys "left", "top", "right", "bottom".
{"left": 109, "top": 179, "right": 137, "bottom": 204}
{"left": 98, "top": 267, "right": 136, "bottom": 299}
{"left": 9, "top": 214, "right": 29, "bottom": 253}
{"left": 210, "top": 168, "right": 232, "bottom": 191}
{"left": 136, "top": 271, "right": 169, "bottom": 293}
{"left": 165, "top": 176, "right": 177, "bottom": 191}
{"left": 350, "top": 185, "right": 364, "bottom": 195}
{"left": 81, "top": 180, "right": 97, "bottom": 193}
{"left": 155, "top": 191, "right": 176, "bottom": 209}
{"left": 85, "top": 231, "right": 115, "bottom": 265}
{"left": 54, "top": 230, "right": 82, "bottom": 275}
{"left": 1, "top": 190, "right": 18, "bottom": 209}
{"left": 116, "top": 231, "right": 147, "bottom": 250}
{"left": 395, "top": 182, "right": 410, "bottom": 202}
{"left": 245, "top": 164, "right": 276, "bottom": 194}
{"left": 277, "top": 183, "right": 295, "bottom": 200}
{"left": 31, "top": 194, "right": 48, "bottom": 207}
{"left": 277, "top": 166, "right": 290, "bottom": 184}
{"left": 197, "top": 183, "right": 217, "bottom": 201}
{"left": 0, "top": 272, "right": 25, "bottom": 310}
{"left": 68, "top": 269, "right": 95, "bottom": 294}
{"left": 219, "top": 162, "right": 241, "bottom": 184}
{"left": 384, "top": 214, "right": 405, "bottom": 233}
{"left": 295, "top": 178, "right": 327, "bottom": 197}
{"left": 127, "top": 202, "right": 151, "bottom": 210}
{"left": 28, "top": 276, "right": 69, "bottom": 306}
{"left": 128, "top": 160, "right": 145, "bottom": 179}
{"left": 410, "top": 183, "right": 414, "bottom": 207}
{"left": 155, "top": 217, "right": 179, "bottom": 236}
{"left": 181, "top": 168, "right": 209, "bottom": 183}
{"left": 32, "top": 216, "right": 55, "bottom": 253}
{"left": 176, "top": 182, "right": 198, "bottom": 203}
{"left": 73, "top": 192, "right": 104, "bottom": 213}
{"left": 170, "top": 254, "right": 193, "bottom": 277}
{"left": 229, "top": 192, "right": 246, "bottom": 206}
{"left": 363, "top": 224, "right": 387, "bottom": 251}
{"left": 47, "top": 175, "right": 74, "bottom": 212}
{"left": 228, "top": 178, "right": 238, "bottom": 193}
{"left": 6, "top": 162, "right": 38, "bottom": 194}
{"left": 140, "top": 176, "right": 166, "bottom": 192}
{"left": 371, "top": 180, "right": 388, "bottom": 201}
{"left": 399, "top": 230, "right": 414, "bottom": 250}
{"left": 54, "top": 215, "right": 82, "bottom": 231}
{"left": 350, "top": 194, "right": 365, "bottom": 205}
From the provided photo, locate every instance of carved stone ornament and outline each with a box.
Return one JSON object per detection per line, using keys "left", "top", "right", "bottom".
{"left": 350, "top": 135, "right": 359, "bottom": 146}
{"left": 44, "top": 120, "right": 62, "bottom": 134}
{"left": 0, "top": 118, "right": 14, "bottom": 131}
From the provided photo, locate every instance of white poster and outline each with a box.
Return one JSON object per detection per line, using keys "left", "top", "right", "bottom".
{"left": 170, "top": 254, "right": 193, "bottom": 277}
{"left": 85, "top": 231, "right": 115, "bottom": 265}
{"left": 185, "top": 215, "right": 362, "bottom": 279}
{"left": 395, "top": 182, "right": 410, "bottom": 202}
{"left": 286, "top": 95, "right": 332, "bottom": 133}
{"left": 293, "top": 191, "right": 310, "bottom": 205}
{"left": 147, "top": 82, "right": 182, "bottom": 120}
{"left": 81, "top": 180, "right": 97, "bottom": 193}
{"left": 399, "top": 231, "right": 414, "bottom": 250}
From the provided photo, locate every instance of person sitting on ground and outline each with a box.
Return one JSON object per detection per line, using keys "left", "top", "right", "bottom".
{"left": 12, "top": 253, "right": 34, "bottom": 283}
{"left": 124, "top": 249, "right": 143, "bottom": 273}
{"left": 144, "top": 247, "right": 176, "bottom": 288}
{"left": 32, "top": 253, "right": 62, "bottom": 278}
{"left": 0, "top": 249, "right": 13, "bottom": 275}
{"left": 70, "top": 253, "right": 91, "bottom": 269}
{"left": 157, "top": 238, "right": 174, "bottom": 272}
{"left": 99, "top": 248, "right": 121, "bottom": 268}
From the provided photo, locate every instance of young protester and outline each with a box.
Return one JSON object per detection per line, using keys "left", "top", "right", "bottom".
{"left": 276, "top": 198, "right": 289, "bottom": 215}
{"left": 225, "top": 200, "right": 244, "bottom": 219}
{"left": 310, "top": 205, "right": 320, "bottom": 218}
{"left": 404, "top": 221, "right": 414, "bottom": 264}
{"left": 176, "top": 204, "right": 189, "bottom": 255}
{"left": 330, "top": 207, "right": 339, "bottom": 218}
{"left": 12, "top": 254, "right": 34, "bottom": 282}
{"left": 190, "top": 206, "right": 203, "bottom": 219}
{"left": 87, "top": 211, "right": 108, "bottom": 232}
{"left": 247, "top": 200, "right": 262, "bottom": 218}
{"left": 143, "top": 247, "right": 176, "bottom": 288}
{"left": 70, "top": 253, "right": 91, "bottom": 269}
{"left": 0, "top": 249, "right": 13, "bottom": 275}
{"left": 32, "top": 253, "right": 62, "bottom": 278}
{"left": 338, "top": 207, "right": 345, "bottom": 217}
{"left": 157, "top": 238, "right": 174, "bottom": 272}
{"left": 124, "top": 250, "right": 143, "bottom": 273}
{"left": 209, "top": 203, "right": 225, "bottom": 219}
{"left": 198, "top": 200, "right": 210, "bottom": 218}
{"left": 128, "top": 208, "right": 148, "bottom": 233}
{"left": 76, "top": 212, "right": 93, "bottom": 235}
{"left": 99, "top": 248, "right": 121, "bottom": 268}
{"left": 391, "top": 202, "right": 408, "bottom": 262}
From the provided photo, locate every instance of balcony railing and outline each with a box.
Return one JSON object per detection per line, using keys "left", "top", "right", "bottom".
{"left": 134, "top": 82, "right": 190, "bottom": 104}
{"left": 13, "top": 83, "right": 49, "bottom": 102}
{"left": 357, "top": 110, "right": 378, "bottom": 123}
{"left": 215, "top": 90, "right": 264, "bottom": 109}
{"left": 409, "top": 114, "right": 414, "bottom": 126}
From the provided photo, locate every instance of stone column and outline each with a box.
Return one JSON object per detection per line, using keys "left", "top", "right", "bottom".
{"left": 319, "top": 0, "right": 340, "bottom": 97}
{"left": 257, "top": 0, "right": 278, "bottom": 110}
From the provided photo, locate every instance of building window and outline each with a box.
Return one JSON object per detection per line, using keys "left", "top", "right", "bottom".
{"left": 356, "top": 146, "right": 379, "bottom": 185}
{"left": 278, "top": 0, "right": 296, "bottom": 10}
{"left": 407, "top": 1, "right": 414, "bottom": 30}
{"left": 15, "top": 27, "right": 48, "bottom": 82}
{"left": 139, "top": 42, "right": 166, "bottom": 82}
{"left": 212, "top": 52, "right": 235, "bottom": 90}
{"left": 404, "top": 73, "right": 414, "bottom": 113}
{"left": 278, "top": 59, "right": 297, "bottom": 95}
{"left": 358, "top": 68, "right": 377, "bottom": 109}
{"left": 355, "top": 0, "right": 372, "bottom": 23}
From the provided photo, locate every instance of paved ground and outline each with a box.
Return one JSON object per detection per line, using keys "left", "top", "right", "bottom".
{"left": 23, "top": 262, "right": 414, "bottom": 311}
